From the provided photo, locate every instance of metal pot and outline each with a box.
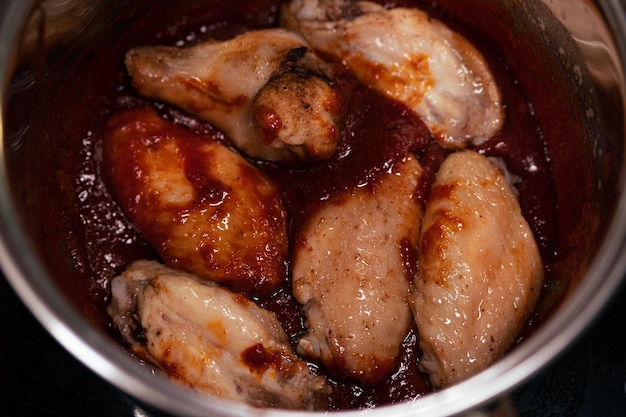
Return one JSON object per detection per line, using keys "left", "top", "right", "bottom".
{"left": 1, "top": 0, "right": 625, "bottom": 416}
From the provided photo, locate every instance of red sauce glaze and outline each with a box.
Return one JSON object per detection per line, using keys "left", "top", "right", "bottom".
{"left": 102, "top": 107, "right": 288, "bottom": 297}
{"left": 6, "top": 0, "right": 600, "bottom": 412}
{"left": 255, "top": 104, "right": 285, "bottom": 145}
{"left": 241, "top": 343, "right": 282, "bottom": 374}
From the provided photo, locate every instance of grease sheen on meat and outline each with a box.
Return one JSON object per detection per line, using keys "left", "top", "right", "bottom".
{"left": 292, "top": 154, "right": 424, "bottom": 386}
{"left": 410, "top": 150, "right": 544, "bottom": 388}
{"left": 107, "top": 260, "right": 331, "bottom": 409}
{"left": 103, "top": 107, "right": 288, "bottom": 297}
{"left": 282, "top": 0, "right": 504, "bottom": 148}
{"left": 125, "top": 28, "right": 344, "bottom": 163}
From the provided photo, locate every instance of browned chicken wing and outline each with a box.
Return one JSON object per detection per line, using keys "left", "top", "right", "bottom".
{"left": 253, "top": 46, "right": 346, "bottom": 162}
{"left": 282, "top": 0, "right": 504, "bottom": 148}
{"left": 410, "top": 150, "right": 543, "bottom": 388}
{"left": 291, "top": 155, "right": 424, "bottom": 386}
{"left": 125, "top": 29, "right": 345, "bottom": 164}
{"left": 107, "top": 260, "right": 330, "bottom": 409}
{"left": 103, "top": 107, "right": 288, "bottom": 297}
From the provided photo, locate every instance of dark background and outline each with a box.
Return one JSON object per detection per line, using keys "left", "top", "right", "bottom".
{"left": 1, "top": 270, "right": 625, "bottom": 416}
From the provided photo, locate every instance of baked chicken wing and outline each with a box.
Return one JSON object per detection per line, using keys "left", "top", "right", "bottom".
{"left": 292, "top": 155, "right": 424, "bottom": 386}
{"left": 282, "top": 0, "right": 504, "bottom": 148}
{"left": 107, "top": 260, "right": 330, "bottom": 409}
{"left": 103, "top": 107, "right": 288, "bottom": 297}
{"left": 125, "top": 28, "right": 344, "bottom": 163}
{"left": 411, "top": 150, "right": 543, "bottom": 388}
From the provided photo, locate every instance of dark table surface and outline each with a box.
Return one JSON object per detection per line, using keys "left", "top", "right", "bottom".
{"left": 1, "top": 269, "right": 625, "bottom": 417}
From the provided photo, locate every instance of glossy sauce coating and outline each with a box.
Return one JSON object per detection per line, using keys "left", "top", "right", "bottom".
{"left": 23, "top": 0, "right": 567, "bottom": 411}
{"left": 103, "top": 107, "right": 288, "bottom": 297}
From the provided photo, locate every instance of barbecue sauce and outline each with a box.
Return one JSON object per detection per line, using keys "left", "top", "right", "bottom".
{"left": 6, "top": 0, "right": 599, "bottom": 411}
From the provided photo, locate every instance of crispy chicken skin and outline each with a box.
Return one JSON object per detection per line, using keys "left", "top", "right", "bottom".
{"left": 292, "top": 155, "right": 424, "bottom": 386}
{"left": 281, "top": 0, "right": 504, "bottom": 148}
{"left": 107, "top": 260, "right": 330, "bottom": 409}
{"left": 411, "top": 150, "right": 543, "bottom": 388}
{"left": 103, "top": 107, "right": 288, "bottom": 297}
{"left": 125, "top": 28, "right": 344, "bottom": 164}
{"left": 253, "top": 46, "right": 346, "bottom": 162}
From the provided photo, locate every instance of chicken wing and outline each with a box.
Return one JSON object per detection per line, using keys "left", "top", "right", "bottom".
{"left": 292, "top": 154, "right": 423, "bottom": 386}
{"left": 282, "top": 0, "right": 504, "bottom": 148}
{"left": 125, "top": 28, "right": 344, "bottom": 163}
{"left": 107, "top": 260, "right": 330, "bottom": 409}
{"left": 253, "top": 46, "right": 347, "bottom": 162}
{"left": 410, "top": 150, "right": 543, "bottom": 388}
{"left": 103, "top": 107, "right": 288, "bottom": 297}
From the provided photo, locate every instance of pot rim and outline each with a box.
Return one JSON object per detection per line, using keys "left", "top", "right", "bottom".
{"left": 1, "top": 0, "right": 625, "bottom": 416}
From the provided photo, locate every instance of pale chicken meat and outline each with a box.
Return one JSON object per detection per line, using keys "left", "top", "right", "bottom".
{"left": 291, "top": 155, "right": 424, "bottom": 386}
{"left": 253, "top": 46, "right": 347, "bottom": 162}
{"left": 281, "top": 0, "right": 504, "bottom": 148}
{"left": 410, "top": 150, "right": 544, "bottom": 388}
{"left": 125, "top": 28, "right": 345, "bottom": 163}
{"left": 103, "top": 107, "right": 288, "bottom": 297}
{"left": 107, "top": 260, "right": 331, "bottom": 409}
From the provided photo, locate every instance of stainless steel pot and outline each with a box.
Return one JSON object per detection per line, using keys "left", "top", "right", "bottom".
{"left": 1, "top": 1, "right": 625, "bottom": 416}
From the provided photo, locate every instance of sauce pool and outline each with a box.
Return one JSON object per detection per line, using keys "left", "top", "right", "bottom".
{"left": 23, "top": 0, "right": 567, "bottom": 411}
